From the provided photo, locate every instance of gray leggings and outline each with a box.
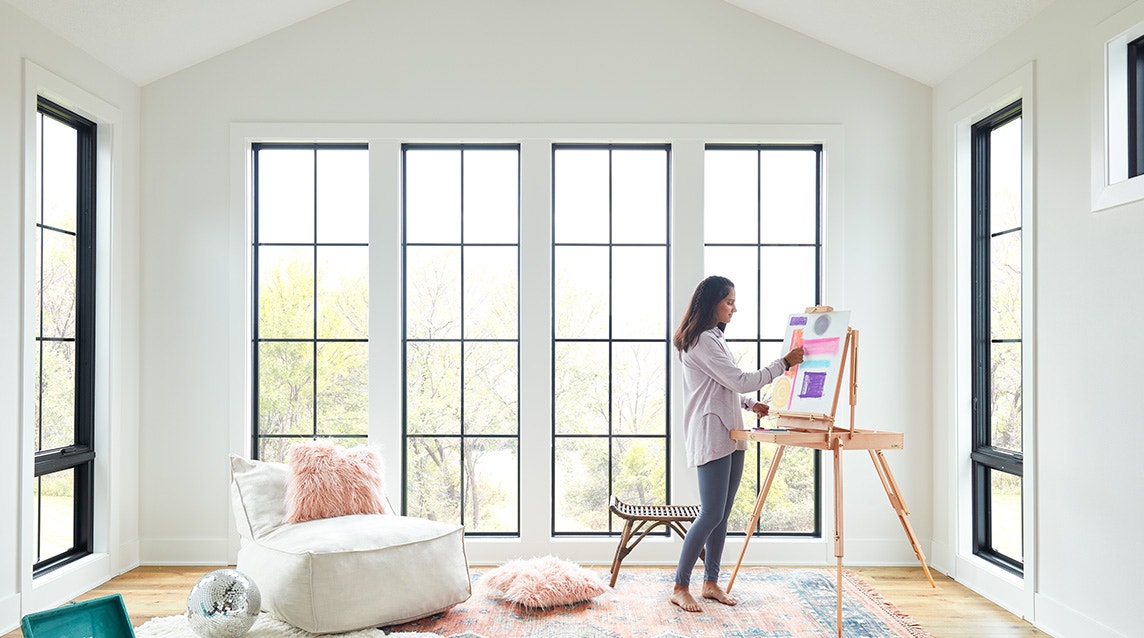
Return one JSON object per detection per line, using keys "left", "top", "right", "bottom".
{"left": 674, "top": 449, "right": 745, "bottom": 586}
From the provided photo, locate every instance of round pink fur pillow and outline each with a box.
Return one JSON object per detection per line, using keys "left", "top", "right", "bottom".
{"left": 284, "top": 442, "right": 389, "bottom": 523}
{"left": 480, "top": 556, "right": 606, "bottom": 608}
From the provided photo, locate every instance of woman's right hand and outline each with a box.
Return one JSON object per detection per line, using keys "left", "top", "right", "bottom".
{"left": 784, "top": 346, "right": 805, "bottom": 367}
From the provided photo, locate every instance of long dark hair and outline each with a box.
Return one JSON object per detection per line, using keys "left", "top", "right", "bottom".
{"left": 673, "top": 275, "right": 734, "bottom": 352}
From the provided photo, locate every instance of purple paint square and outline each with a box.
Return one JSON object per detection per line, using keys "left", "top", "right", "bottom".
{"left": 799, "top": 372, "right": 827, "bottom": 398}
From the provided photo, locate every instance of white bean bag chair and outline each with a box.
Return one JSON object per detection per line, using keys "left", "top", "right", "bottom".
{"left": 230, "top": 456, "right": 470, "bottom": 634}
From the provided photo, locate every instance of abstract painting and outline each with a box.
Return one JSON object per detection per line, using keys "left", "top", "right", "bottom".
{"left": 771, "top": 309, "right": 851, "bottom": 416}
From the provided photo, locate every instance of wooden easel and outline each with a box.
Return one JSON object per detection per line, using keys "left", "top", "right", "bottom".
{"left": 725, "top": 307, "right": 934, "bottom": 638}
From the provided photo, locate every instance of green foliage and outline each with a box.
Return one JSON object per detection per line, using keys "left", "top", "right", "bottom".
{"left": 36, "top": 229, "right": 78, "bottom": 453}
{"left": 404, "top": 250, "right": 519, "bottom": 531}
{"left": 407, "top": 437, "right": 461, "bottom": 523}
{"left": 257, "top": 248, "right": 368, "bottom": 454}
{"left": 256, "top": 233, "right": 818, "bottom": 537}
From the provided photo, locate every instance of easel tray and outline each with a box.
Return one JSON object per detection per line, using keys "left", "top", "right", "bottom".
{"left": 731, "top": 428, "right": 903, "bottom": 450}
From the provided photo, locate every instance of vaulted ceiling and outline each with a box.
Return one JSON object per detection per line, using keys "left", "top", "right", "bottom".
{"left": 5, "top": 0, "right": 1055, "bottom": 86}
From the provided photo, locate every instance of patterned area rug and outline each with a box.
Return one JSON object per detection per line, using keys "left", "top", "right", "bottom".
{"left": 133, "top": 614, "right": 439, "bottom": 638}
{"left": 388, "top": 566, "right": 930, "bottom": 637}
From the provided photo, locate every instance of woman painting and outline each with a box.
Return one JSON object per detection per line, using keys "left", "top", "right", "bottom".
{"left": 670, "top": 275, "right": 804, "bottom": 612}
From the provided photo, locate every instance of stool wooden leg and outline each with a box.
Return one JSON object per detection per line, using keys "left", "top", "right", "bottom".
{"left": 610, "top": 519, "right": 635, "bottom": 587}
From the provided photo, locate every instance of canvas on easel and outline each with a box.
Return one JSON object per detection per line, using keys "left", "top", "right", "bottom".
{"left": 769, "top": 309, "right": 850, "bottom": 423}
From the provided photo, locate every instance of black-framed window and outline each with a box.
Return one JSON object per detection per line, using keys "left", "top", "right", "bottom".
{"left": 551, "top": 144, "right": 671, "bottom": 535}
{"left": 251, "top": 144, "right": 370, "bottom": 462}
{"left": 703, "top": 145, "right": 823, "bottom": 537}
{"left": 1128, "top": 34, "right": 1144, "bottom": 178}
{"left": 402, "top": 144, "right": 521, "bottom": 535}
{"left": 971, "top": 100, "right": 1024, "bottom": 575}
{"left": 33, "top": 97, "right": 96, "bottom": 576}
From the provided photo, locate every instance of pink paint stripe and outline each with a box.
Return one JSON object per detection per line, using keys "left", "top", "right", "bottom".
{"left": 802, "top": 337, "right": 840, "bottom": 356}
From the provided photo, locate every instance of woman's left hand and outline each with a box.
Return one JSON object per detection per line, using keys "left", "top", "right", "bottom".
{"left": 752, "top": 402, "right": 770, "bottom": 418}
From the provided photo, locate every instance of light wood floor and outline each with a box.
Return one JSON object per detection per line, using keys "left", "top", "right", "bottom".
{"left": 4, "top": 565, "right": 1050, "bottom": 638}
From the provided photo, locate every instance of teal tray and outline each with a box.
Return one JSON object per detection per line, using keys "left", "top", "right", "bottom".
{"left": 20, "top": 593, "right": 134, "bottom": 638}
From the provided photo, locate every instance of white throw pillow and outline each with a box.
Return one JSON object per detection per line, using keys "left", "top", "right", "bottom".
{"left": 230, "top": 455, "right": 289, "bottom": 540}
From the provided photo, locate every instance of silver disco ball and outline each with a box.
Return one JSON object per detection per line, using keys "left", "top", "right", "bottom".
{"left": 185, "top": 569, "right": 261, "bottom": 638}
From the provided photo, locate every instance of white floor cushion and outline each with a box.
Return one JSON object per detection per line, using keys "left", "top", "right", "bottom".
{"left": 231, "top": 456, "right": 471, "bottom": 634}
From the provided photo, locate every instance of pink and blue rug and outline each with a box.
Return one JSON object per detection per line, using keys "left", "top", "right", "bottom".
{"left": 388, "top": 566, "right": 930, "bottom": 637}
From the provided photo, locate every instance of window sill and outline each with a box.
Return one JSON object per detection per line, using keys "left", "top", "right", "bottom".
{"left": 1090, "top": 172, "right": 1144, "bottom": 212}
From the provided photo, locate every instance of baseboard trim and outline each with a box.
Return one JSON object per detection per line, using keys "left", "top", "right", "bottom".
{"left": 1035, "top": 591, "right": 1128, "bottom": 638}
{"left": 841, "top": 538, "right": 934, "bottom": 565}
{"left": 140, "top": 538, "right": 231, "bottom": 565}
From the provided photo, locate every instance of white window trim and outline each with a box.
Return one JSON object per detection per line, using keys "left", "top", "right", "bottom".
{"left": 228, "top": 122, "right": 844, "bottom": 566}
{"left": 1091, "top": 2, "right": 1144, "bottom": 212}
{"left": 20, "top": 59, "right": 122, "bottom": 615}
{"left": 946, "top": 62, "right": 1037, "bottom": 619}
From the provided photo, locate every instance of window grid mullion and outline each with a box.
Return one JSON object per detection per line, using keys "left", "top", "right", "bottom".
{"left": 311, "top": 147, "right": 319, "bottom": 440}
{"left": 606, "top": 149, "right": 614, "bottom": 535}
{"left": 459, "top": 148, "right": 467, "bottom": 527}
{"left": 37, "top": 111, "right": 45, "bottom": 454}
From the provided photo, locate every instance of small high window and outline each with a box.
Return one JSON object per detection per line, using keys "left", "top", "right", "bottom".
{"left": 1127, "top": 34, "right": 1144, "bottom": 178}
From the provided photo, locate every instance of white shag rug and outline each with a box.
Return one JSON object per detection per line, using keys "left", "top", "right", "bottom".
{"left": 134, "top": 614, "right": 442, "bottom": 638}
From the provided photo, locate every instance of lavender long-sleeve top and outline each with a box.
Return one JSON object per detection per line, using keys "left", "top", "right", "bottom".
{"left": 679, "top": 326, "right": 788, "bottom": 467}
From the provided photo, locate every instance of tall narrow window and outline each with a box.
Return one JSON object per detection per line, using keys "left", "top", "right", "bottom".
{"left": 252, "top": 144, "right": 369, "bottom": 462}
{"left": 33, "top": 97, "right": 96, "bottom": 575}
{"left": 402, "top": 145, "right": 521, "bottom": 534}
{"left": 552, "top": 144, "right": 670, "bottom": 535}
{"left": 971, "top": 100, "right": 1024, "bottom": 575}
{"left": 703, "top": 145, "right": 823, "bottom": 537}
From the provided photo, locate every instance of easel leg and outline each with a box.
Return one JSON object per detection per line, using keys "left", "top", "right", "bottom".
{"left": 868, "top": 449, "right": 936, "bottom": 588}
{"left": 727, "top": 445, "right": 786, "bottom": 593}
{"left": 834, "top": 440, "right": 844, "bottom": 638}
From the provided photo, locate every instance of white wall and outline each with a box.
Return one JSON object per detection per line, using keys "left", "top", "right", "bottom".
{"left": 138, "top": 0, "right": 934, "bottom": 571}
{"left": 0, "top": 1, "right": 142, "bottom": 633}
{"left": 933, "top": 0, "right": 1141, "bottom": 636}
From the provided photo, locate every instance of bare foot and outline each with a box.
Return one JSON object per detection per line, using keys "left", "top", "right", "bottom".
{"left": 670, "top": 584, "right": 702, "bottom": 612}
{"left": 701, "top": 580, "right": 737, "bottom": 606}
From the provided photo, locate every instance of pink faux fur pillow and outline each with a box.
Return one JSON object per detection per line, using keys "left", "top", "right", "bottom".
{"left": 284, "top": 442, "right": 389, "bottom": 524}
{"left": 480, "top": 556, "right": 605, "bottom": 608}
